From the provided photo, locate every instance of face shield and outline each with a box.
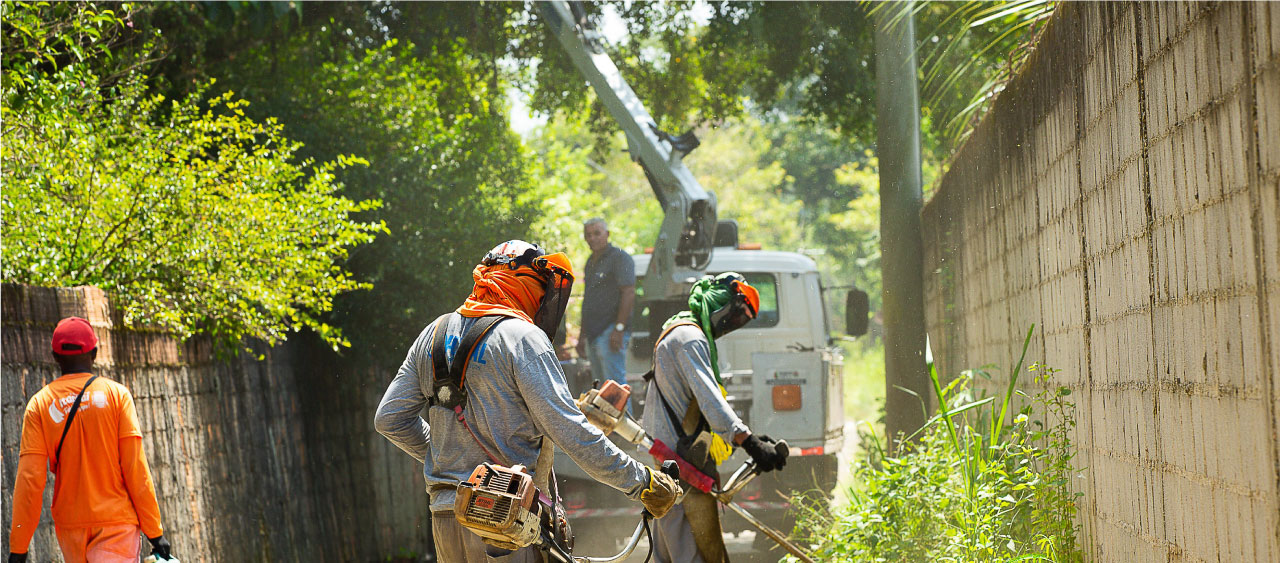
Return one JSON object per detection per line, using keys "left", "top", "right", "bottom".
{"left": 481, "top": 241, "right": 576, "bottom": 341}
{"left": 529, "top": 253, "right": 574, "bottom": 341}
{"left": 709, "top": 274, "right": 760, "bottom": 339}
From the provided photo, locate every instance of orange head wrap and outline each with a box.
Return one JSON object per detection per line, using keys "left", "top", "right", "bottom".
{"left": 457, "top": 264, "right": 547, "bottom": 322}
{"left": 457, "top": 241, "right": 576, "bottom": 343}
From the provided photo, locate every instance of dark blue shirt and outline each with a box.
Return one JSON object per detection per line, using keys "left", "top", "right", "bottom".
{"left": 581, "top": 244, "right": 636, "bottom": 341}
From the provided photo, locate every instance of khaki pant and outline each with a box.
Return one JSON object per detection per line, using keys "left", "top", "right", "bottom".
{"left": 432, "top": 511, "right": 545, "bottom": 563}
{"left": 54, "top": 524, "right": 141, "bottom": 563}
{"left": 651, "top": 489, "right": 729, "bottom": 563}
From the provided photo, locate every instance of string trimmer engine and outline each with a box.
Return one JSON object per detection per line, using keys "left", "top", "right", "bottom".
{"left": 455, "top": 464, "right": 543, "bottom": 549}
{"left": 577, "top": 380, "right": 646, "bottom": 444}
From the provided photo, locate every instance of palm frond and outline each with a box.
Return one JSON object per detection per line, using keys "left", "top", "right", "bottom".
{"left": 917, "top": 0, "right": 1056, "bottom": 152}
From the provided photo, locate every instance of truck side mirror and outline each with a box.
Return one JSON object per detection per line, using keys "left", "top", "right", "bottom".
{"left": 846, "top": 289, "right": 870, "bottom": 337}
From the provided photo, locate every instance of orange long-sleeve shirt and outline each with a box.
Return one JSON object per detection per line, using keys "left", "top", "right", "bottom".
{"left": 8, "top": 373, "right": 163, "bottom": 554}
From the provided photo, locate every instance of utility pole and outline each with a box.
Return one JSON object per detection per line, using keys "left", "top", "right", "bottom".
{"left": 874, "top": 1, "right": 930, "bottom": 451}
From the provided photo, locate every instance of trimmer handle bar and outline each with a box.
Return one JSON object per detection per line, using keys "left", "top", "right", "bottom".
{"left": 714, "top": 439, "right": 787, "bottom": 503}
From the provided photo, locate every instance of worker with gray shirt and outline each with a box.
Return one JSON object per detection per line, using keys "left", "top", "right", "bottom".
{"left": 577, "top": 218, "right": 636, "bottom": 404}
{"left": 642, "top": 273, "right": 790, "bottom": 563}
{"left": 375, "top": 240, "right": 679, "bottom": 563}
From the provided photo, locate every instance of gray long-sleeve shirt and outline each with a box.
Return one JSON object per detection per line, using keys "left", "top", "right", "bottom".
{"left": 375, "top": 314, "right": 650, "bottom": 512}
{"left": 641, "top": 324, "right": 751, "bottom": 453}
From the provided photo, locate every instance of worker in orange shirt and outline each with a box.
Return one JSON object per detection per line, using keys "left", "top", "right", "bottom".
{"left": 7, "top": 317, "right": 173, "bottom": 563}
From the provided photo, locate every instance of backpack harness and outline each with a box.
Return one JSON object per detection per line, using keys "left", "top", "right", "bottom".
{"left": 427, "top": 312, "right": 508, "bottom": 464}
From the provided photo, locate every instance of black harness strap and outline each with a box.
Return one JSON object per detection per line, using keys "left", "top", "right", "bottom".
{"left": 652, "top": 379, "right": 711, "bottom": 440}
{"left": 54, "top": 374, "right": 99, "bottom": 473}
{"left": 454, "top": 315, "right": 507, "bottom": 387}
{"left": 429, "top": 312, "right": 569, "bottom": 519}
{"left": 645, "top": 322, "right": 721, "bottom": 485}
{"left": 429, "top": 313, "right": 452, "bottom": 403}
{"left": 428, "top": 313, "right": 507, "bottom": 408}
{"left": 426, "top": 312, "right": 509, "bottom": 465}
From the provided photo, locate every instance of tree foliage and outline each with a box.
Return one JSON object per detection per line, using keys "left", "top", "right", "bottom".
{"left": 511, "top": 1, "right": 1045, "bottom": 332}
{"left": 1, "top": 0, "right": 1047, "bottom": 356}
{"left": 131, "top": 1, "right": 1047, "bottom": 162}
{"left": 1, "top": 2, "right": 384, "bottom": 350}
{"left": 191, "top": 20, "right": 546, "bottom": 358}
{"left": 3, "top": 2, "right": 557, "bottom": 357}
{"left": 528, "top": 114, "right": 802, "bottom": 256}
{"left": 696, "top": 1, "right": 1052, "bottom": 161}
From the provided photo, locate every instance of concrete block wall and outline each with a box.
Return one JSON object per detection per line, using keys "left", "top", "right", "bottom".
{"left": 921, "top": 2, "right": 1279, "bottom": 560}
{"left": 1, "top": 284, "right": 430, "bottom": 561}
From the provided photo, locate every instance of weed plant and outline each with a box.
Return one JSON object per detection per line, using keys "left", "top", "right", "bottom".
{"left": 790, "top": 327, "right": 1084, "bottom": 562}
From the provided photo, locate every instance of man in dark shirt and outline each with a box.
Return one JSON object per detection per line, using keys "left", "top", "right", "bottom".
{"left": 576, "top": 218, "right": 636, "bottom": 408}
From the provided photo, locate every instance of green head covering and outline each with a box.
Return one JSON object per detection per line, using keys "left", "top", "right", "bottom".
{"left": 663, "top": 272, "right": 738, "bottom": 385}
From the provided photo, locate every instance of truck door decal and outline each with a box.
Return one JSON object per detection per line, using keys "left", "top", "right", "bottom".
{"left": 767, "top": 370, "right": 807, "bottom": 385}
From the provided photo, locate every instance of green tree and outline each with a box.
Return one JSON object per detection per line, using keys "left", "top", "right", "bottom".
{"left": 78, "top": 1, "right": 582, "bottom": 357}
{"left": 1, "top": 2, "right": 383, "bottom": 350}
{"left": 824, "top": 157, "right": 884, "bottom": 312}
{"left": 684, "top": 120, "right": 801, "bottom": 251}
{"left": 693, "top": 1, "right": 1052, "bottom": 161}
{"left": 209, "top": 32, "right": 546, "bottom": 359}
{"left": 131, "top": 2, "right": 1049, "bottom": 163}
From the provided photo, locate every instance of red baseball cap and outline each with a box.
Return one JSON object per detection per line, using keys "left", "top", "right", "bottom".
{"left": 52, "top": 317, "right": 98, "bottom": 355}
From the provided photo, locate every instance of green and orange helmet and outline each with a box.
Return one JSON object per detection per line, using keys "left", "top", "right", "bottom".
{"left": 706, "top": 272, "right": 761, "bottom": 338}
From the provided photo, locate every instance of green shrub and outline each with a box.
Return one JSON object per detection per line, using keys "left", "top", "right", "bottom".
{"left": 791, "top": 327, "right": 1083, "bottom": 562}
{"left": 1, "top": 2, "right": 384, "bottom": 351}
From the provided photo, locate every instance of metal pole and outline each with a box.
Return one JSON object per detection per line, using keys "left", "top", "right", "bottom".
{"left": 874, "top": 1, "right": 930, "bottom": 451}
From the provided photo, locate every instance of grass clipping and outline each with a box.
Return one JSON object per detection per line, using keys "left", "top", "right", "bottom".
{"left": 790, "top": 326, "right": 1084, "bottom": 562}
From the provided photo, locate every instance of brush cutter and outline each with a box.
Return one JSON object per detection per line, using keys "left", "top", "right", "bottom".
{"left": 456, "top": 459, "right": 684, "bottom": 563}
{"left": 577, "top": 380, "right": 816, "bottom": 562}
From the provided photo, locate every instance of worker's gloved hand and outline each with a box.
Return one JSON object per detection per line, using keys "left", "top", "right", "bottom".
{"left": 9, "top": 552, "right": 29, "bottom": 563}
{"left": 148, "top": 535, "right": 172, "bottom": 560}
{"left": 640, "top": 466, "right": 682, "bottom": 518}
{"left": 758, "top": 434, "right": 789, "bottom": 471}
{"left": 742, "top": 434, "right": 789, "bottom": 473}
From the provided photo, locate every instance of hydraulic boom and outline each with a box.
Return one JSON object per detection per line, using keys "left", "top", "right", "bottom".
{"left": 538, "top": 0, "right": 717, "bottom": 329}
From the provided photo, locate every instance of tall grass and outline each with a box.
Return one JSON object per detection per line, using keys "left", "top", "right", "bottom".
{"left": 791, "top": 326, "right": 1083, "bottom": 562}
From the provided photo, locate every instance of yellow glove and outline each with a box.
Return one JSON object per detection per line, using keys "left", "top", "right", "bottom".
{"left": 709, "top": 434, "right": 733, "bottom": 465}
{"left": 640, "top": 467, "right": 682, "bottom": 518}
{"left": 708, "top": 382, "right": 734, "bottom": 465}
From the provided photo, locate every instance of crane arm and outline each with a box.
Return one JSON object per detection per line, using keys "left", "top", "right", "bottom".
{"left": 538, "top": 1, "right": 716, "bottom": 321}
